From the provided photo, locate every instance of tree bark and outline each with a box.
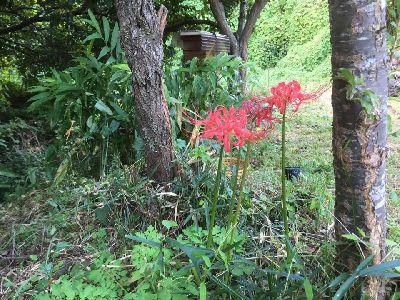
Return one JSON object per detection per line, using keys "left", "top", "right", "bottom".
{"left": 329, "top": 0, "right": 388, "bottom": 298}
{"left": 115, "top": 0, "right": 175, "bottom": 182}
{"left": 208, "top": 0, "right": 268, "bottom": 90}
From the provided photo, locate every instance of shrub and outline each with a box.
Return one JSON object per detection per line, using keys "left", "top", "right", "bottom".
{"left": 248, "top": 0, "right": 330, "bottom": 73}
{"left": 28, "top": 12, "right": 136, "bottom": 182}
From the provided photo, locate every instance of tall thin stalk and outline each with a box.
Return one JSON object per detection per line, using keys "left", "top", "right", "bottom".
{"left": 281, "top": 111, "right": 289, "bottom": 238}
{"left": 227, "top": 150, "right": 242, "bottom": 226}
{"left": 224, "top": 143, "right": 252, "bottom": 290}
{"left": 229, "top": 143, "right": 252, "bottom": 244}
{"left": 207, "top": 146, "right": 224, "bottom": 248}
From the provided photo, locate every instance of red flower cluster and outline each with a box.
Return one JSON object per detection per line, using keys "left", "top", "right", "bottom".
{"left": 192, "top": 107, "right": 260, "bottom": 152}
{"left": 189, "top": 81, "right": 321, "bottom": 152}
{"left": 267, "top": 80, "right": 317, "bottom": 115}
{"left": 242, "top": 99, "right": 274, "bottom": 127}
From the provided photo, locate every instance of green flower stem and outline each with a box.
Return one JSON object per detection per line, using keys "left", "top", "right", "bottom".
{"left": 229, "top": 143, "right": 252, "bottom": 244}
{"left": 281, "top": 111, "right": 289, "bottom": 238}
{"left": 207, "top": 146, "right": 224, "bottom": 248}
{"left": 227, "top": 150, "right": 242, "bottom": 227}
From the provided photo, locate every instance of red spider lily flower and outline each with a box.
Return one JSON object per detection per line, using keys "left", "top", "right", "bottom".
{"left": 267, "top": 80, "right": 319, "bottom": 115}
{"left": 242, "top": 99, "right": 275, "bottom": 128}
{"left": 191, "top": 107, "right": 259, "bottom": 152}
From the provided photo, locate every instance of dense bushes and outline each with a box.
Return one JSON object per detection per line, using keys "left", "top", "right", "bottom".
{"left": 27, "top": 13, "right": 136, "bottom": 183}
{"left": 248, "top": 0, "right": 330, "bottom": 80}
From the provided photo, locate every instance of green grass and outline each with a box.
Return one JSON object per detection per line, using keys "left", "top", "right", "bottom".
{"left": 1, "top": 90, "right": 400, "bottom": 298}
{"left": 248, "top": 91, "right": 400, "bottom": 260}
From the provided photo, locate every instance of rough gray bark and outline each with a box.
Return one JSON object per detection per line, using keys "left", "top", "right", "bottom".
{"left": 115, "top": 0, "right": 175, "bottom": 182}
{"left": 329, "top": 0, "right": 388, "bottom": 298}
{"left": 209, "top": 0, "right": 268, "bottom": 88}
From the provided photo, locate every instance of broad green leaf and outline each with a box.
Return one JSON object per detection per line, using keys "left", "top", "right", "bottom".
{"left": 333, "top": 276, "right": 358, "bottom": 300}
{"left": 0, "top": 169, "right": 18, "bottom": 177}
{"left": 164, "top": 237, "right": 213, "bottom": 275}
{"left": 102, "top": 16, "right": 110, "bottom": 42}
{"left": 337, "top": 68, "right": 355, "bottom": 86}
{"left": 55, "top": 241, "right": 72, "bottom": 252}
{"left": 28, "top": 97, "right": 51, "bottom": 111}
{"left": 327, "top": 273, "right": 349, "bottom": 289}
{"left": 125, "top": 234, "right": 161, "bottom": 247}
{"left": 106, "top": 56, "right": 116, "bottom": 65}
{"left": 161, "top": 220, "right": 178, "bottom": 229}
{"left": 87, "top": 55, "right": 101, "bottom": 71}
{"left": 359, "top": 260, "right": 400, "bottom": 277}
{"left": 86, "top": 116, "right": 98, "bottom": 133}
{"left": 30, "top": 255, "right": 38, "bottom": 261}
{"left": 112, "top": 64, "right": 130, "bottom": 71}
{"left": 28, "top": 86, "right": 48, "bottom": 93}
{"left": 109, "top": 120, "right": 120, "bottom": 133}
{"left": 342, "top": 233, "right": 359, "bottom": 241}
{"left": 111, "top": 23, "right": 119, "bottom": 51}
{"left": 29, "top": 91, "right": 51, "bottom": 102}
{"left": 88, "top": 9, "right": 102, "bottom": 37}
{"left": 208, "top": 275, "right": 246, "bottom": 300}
{"left": 110, "top": 102, "right": 128, "bottom": 118}
{"left": 333, "top": 256, "right": 374, "bottom": 300}
{"left": 98, "top": 46, "right": 110, "bottom": 60}
{"left": 304, "top": 278, "right": 313, "bottom": 300}
{"left": 202, "top": 255, "right": 211, "bottom": 268}
{"left": 199, "top": 282, "right": 206, "bottom": 300}
{"left": 83, "top": 32, "right": 101, "bottom": 43}
{"left": 53, "top": 158, "right": 70, "bottom": 186}
{"left": 95, "top": 100, "right": 113, "bottom": 115}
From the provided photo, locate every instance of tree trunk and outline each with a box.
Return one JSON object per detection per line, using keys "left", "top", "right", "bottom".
{"left": 115, "top": 0, "right": 175, "bottom": 182}
{"left": 209, "top": 0, "right": 267, "bottom": 91}
{"left": 329, "top": 0, "right": 388, "bottom": 298}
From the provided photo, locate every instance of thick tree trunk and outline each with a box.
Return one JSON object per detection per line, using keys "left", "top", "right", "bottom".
{"left": 115, "top": 0, "right": 175, "bottom": 182}
{"left": 329, "top": 0, "right": 388, "bottom": 298}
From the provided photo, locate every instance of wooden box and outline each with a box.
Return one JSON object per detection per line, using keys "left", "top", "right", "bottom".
{"left": 180, "top": 31, "right": 230, "bottom": 61}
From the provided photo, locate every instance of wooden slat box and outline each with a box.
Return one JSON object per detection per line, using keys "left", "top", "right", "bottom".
{"left": 180, "top": 31, "right": 230, "bottom": 61}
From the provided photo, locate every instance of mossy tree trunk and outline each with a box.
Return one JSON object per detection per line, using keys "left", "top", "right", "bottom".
{"left": 329, "top": 0, "right": 388, "bottom": 298}
{"left": 115, "top": 0, "right": 175, "bottom": 182}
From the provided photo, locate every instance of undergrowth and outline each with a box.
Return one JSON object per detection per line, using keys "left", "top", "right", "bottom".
{"left": 2, "top": 94, "right": 400, "bottom": 299}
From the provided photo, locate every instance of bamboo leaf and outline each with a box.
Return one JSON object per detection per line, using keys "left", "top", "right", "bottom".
{"left": 208, "top": 275, "right": 247, "bottom": 300}
{"left": 125, "top": 234, "right": 161, "bottom": 248}
{"left": 53, "top": 159, "right": 70, "bottom": 186}
{"left": 327, "top": 273, "right": 349, "bottom": 289}
{"left": 111, "top": 23, "right": 119, "bottom": 51}
{"left": 359, "top": 260, "right": 400, "bottom": 277}
{"left": 0, "top": 169, "right": 18, "bottom": 177}
{"left": 88, "top": 9, "right": 102, "bottom": 37}
{"left": 95, "top": 100, "right": 113, "bottom": 115}
{"left": 112, "top": 64, "right": 130, "bottom": 71}
{"left": 199, "top": 282, "right": 206, "bottom": 300}
{"left": 98, "top": 46, "right": 110, "bottom": 60}
{"left": 333, "top": 256, "right": 374, "bottom": 300}
{"left": 304, "top": 278, "right": 313, "bottom": 300}
{"left": 102, "top": 16, "right": 110, "bottom": 42}
{"left": 28, "top": 97, "right": 51, "bottom": 111}
{"left": 83, "top": 32, "right": 101, "bottom": 43}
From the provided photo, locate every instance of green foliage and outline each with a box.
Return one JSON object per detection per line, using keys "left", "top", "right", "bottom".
{"left": 249, "top": 0, "right": 329, "bottom": 68}
{"left": 165, "top": 54, "right": 244, "bottom": 141}
{"left": 387, "top": 0, "right": 400, "bottom": 58}
{"left": 165, "top": 54, "right": 243, "bottom": 113}
{"left": 337, "top": 68, "right": 379, "bottom": 119}
{"left": 0, "top": 1, "right": 114, "bottom": 84}
{"left": 248, "top": 0, "right": 331, "bottom": 89}
{"left": 28, "top": 13, "right": 135, "bottom": 182}
{"left": 0, "top": 118, "right": 45, "bottom": 199}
